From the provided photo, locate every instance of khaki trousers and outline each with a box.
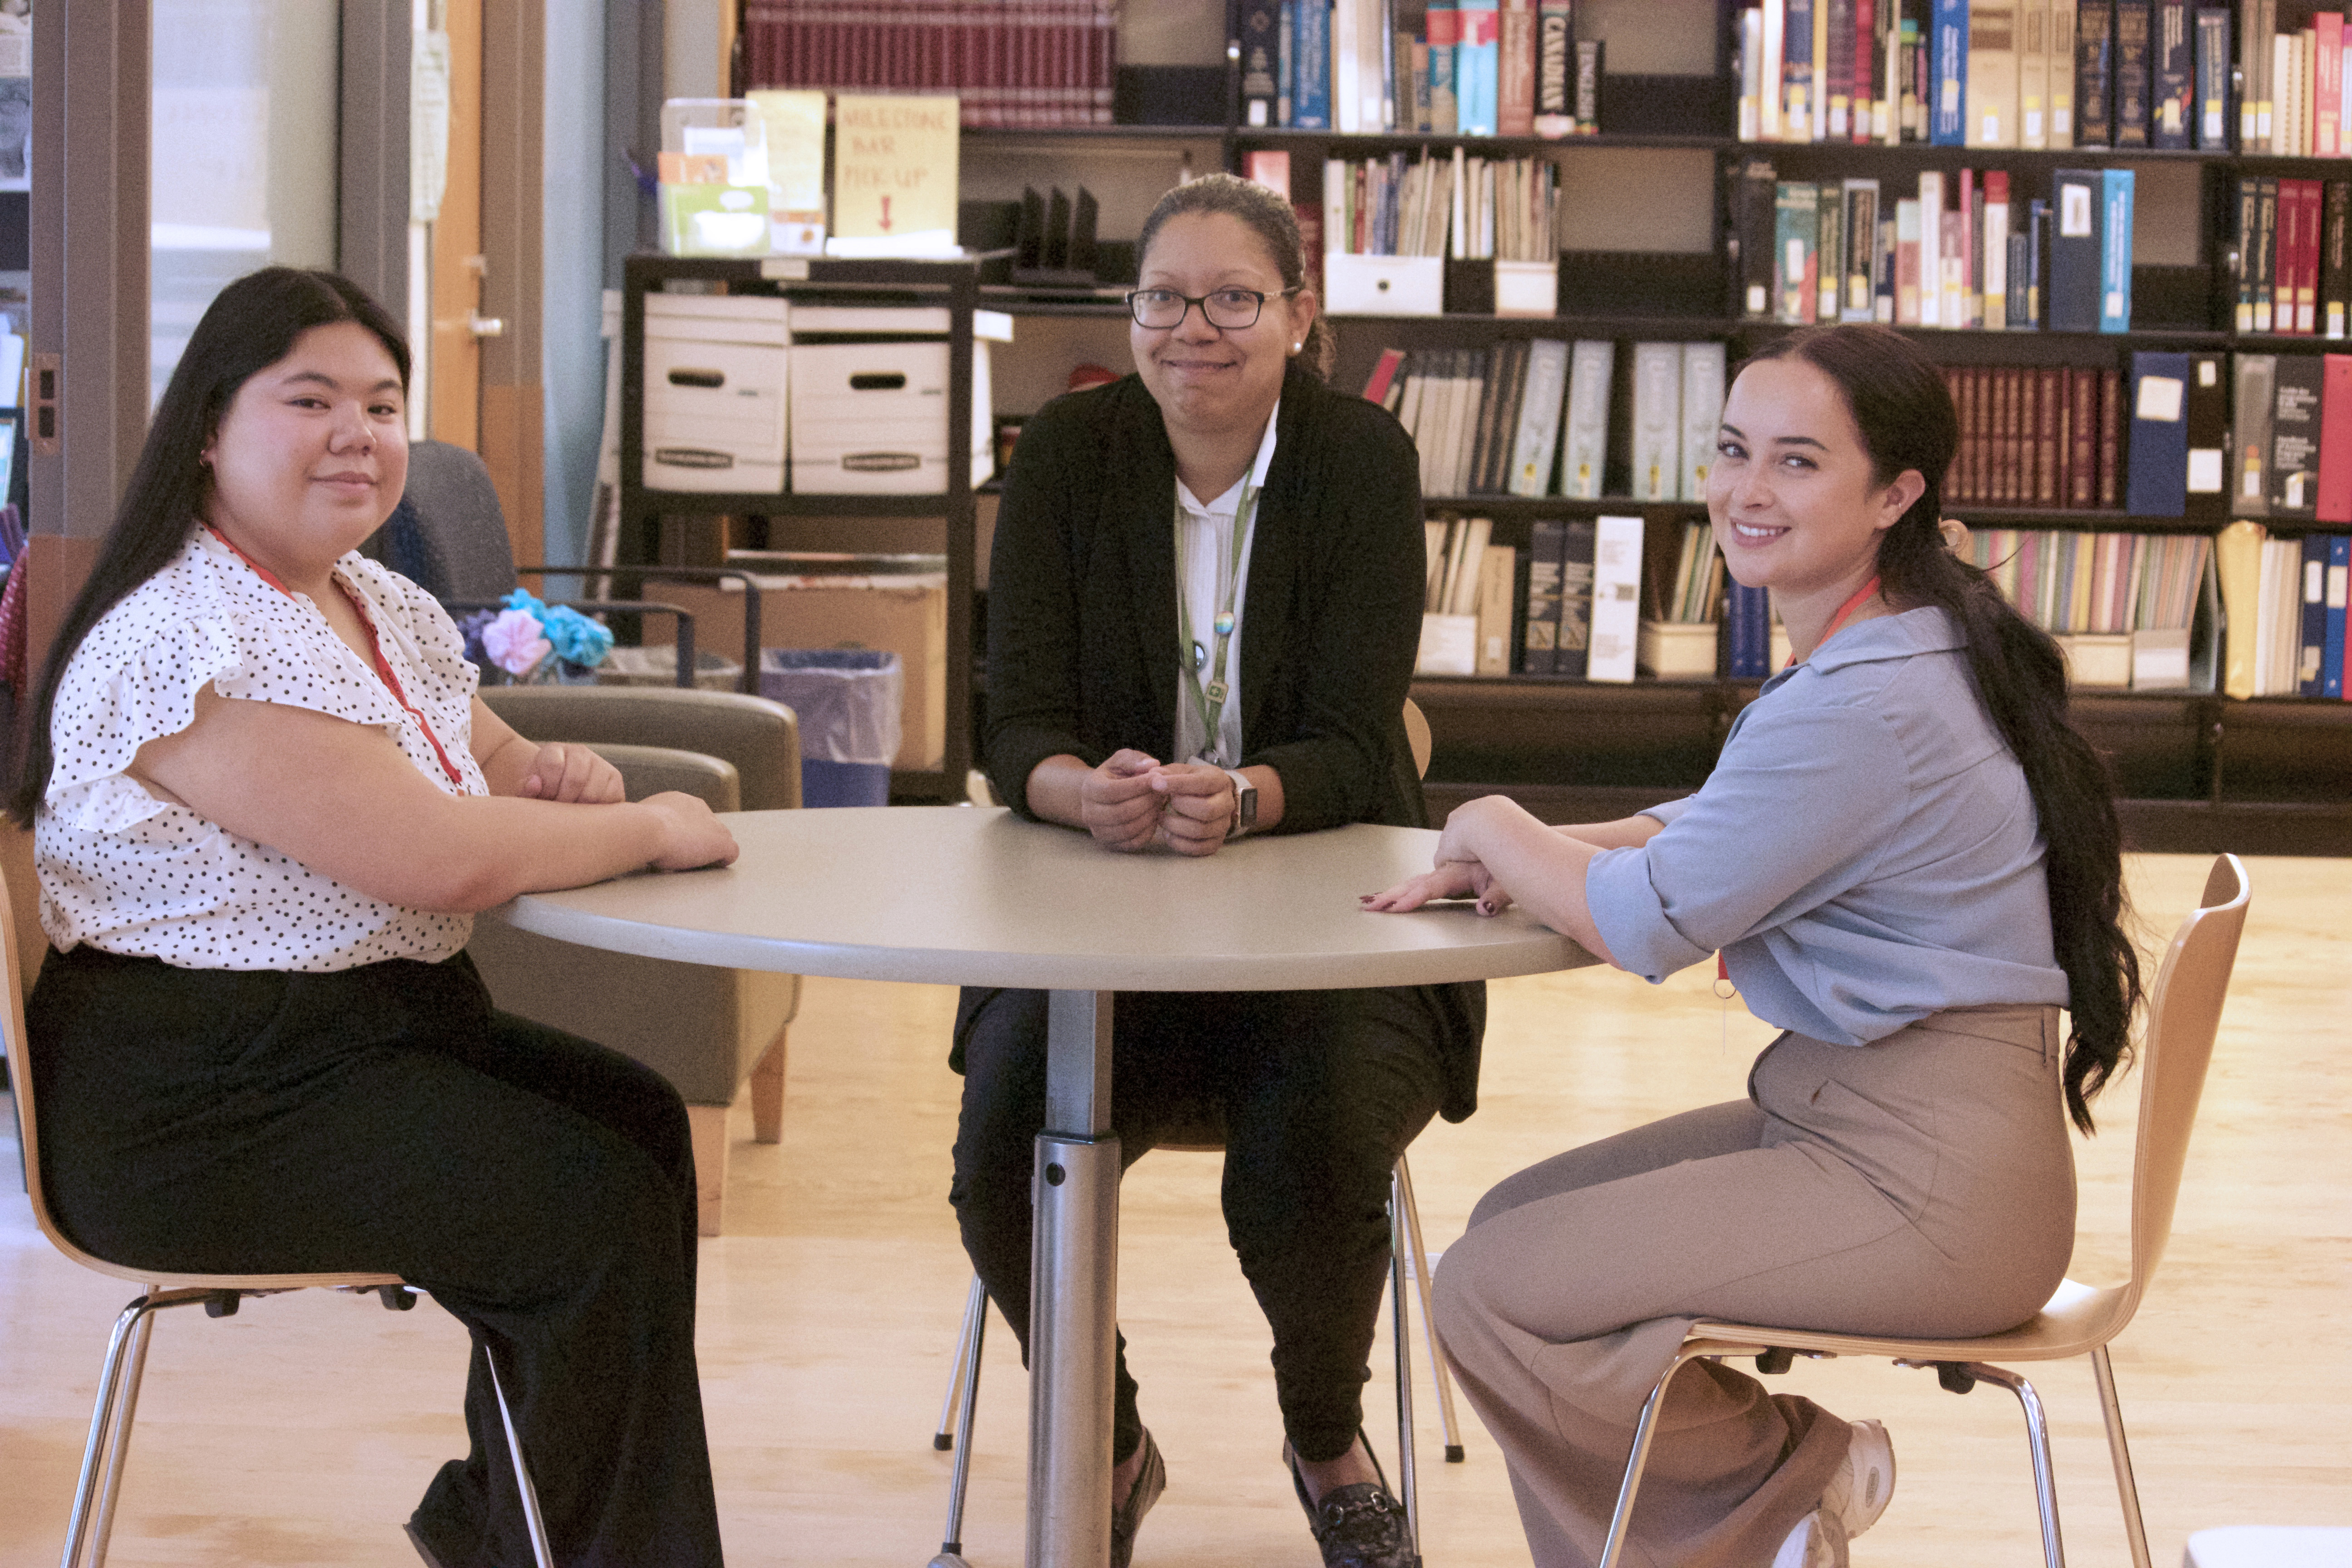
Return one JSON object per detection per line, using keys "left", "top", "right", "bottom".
{"left": 1433, "top": 1005, "right": 2073, "bottom": 1568}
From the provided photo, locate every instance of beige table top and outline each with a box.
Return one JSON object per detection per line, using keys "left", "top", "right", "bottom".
{"left": 499, "top": 806, "right": 1596, "bottom": 992}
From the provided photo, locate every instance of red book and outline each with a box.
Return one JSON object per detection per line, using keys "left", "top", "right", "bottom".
{"left": 2323, "top": 15, "right": 2346, "bottom": 155}
{"left": 2303, "top": 179, "right": 2326, "bottom": 334}
{"left": 1500, "top": 0, "right": 1538, "bottom": 136}
{"left": 1854, "top": 0, "right": 1878, "bottom": 142}
{"left": 1362, "top": 347, "right": 1408, "bottom": 405}
{"left": 2316, "top": 354, "right": 2352, "bottom": 521}
{"left": 2097, "top": 368, "right": 2123, "bottom": 508}
{"left": 2069, "top": 369, "right": 2099, "bottom": 508}
{"left": 2038, "top": 367, "right": 2063, "bottom": 506}
{"left": 2277, "top": 178, "right": 2304, "bottom": 335}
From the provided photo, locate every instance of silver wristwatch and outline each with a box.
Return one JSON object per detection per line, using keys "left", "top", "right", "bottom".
{"left": 1223, "top": 769, "right": 1257, "bottom": 839}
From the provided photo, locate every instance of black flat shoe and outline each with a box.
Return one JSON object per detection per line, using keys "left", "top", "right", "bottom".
{"left": 1286, "top": 1431, "right": 1416, "bottom": 1568}
{"left": 1111, "top": 1428, "right": 1166, "bottom": 1568}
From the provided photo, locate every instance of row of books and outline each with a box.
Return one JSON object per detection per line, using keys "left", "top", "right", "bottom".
{"left": 1962, "top": 527, "right": 2209, "bottom": 632}
{"left": 2230, "top": 177, "right": 2352, "bottom": 339}
{"left": 1736, "top": 163, "right": 2136, "bottom": 332}
{"left": 2227, "top": 352, "right": 2352, "bottom": 522}
{"left": 740, "top": 0, "right": 1114, "bottom": 129}
{"left": 1321, "top": 152, "right": 1559, "bottom": 261}
{"left": 2219, "top": 523, "right": 2352, "bottom": 696}
{"left": 1362, "top": 339, "right": 1727, "bottom": 501}
{"left": 1243, "top": 0, "right": 1602, "bottom": 135}
{"left": 1944, "top": 364, "right": 2125, "bottom": 509}
{"left": 1734, "top": 0, "right": 2234, "bottom": 150}
{"left": 1412, "top": 515, "right": 1640, "bottom": 679}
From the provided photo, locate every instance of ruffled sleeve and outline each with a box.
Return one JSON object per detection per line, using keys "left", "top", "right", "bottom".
{"left": 44, "top": 610, "right": 247, "bottom": 834}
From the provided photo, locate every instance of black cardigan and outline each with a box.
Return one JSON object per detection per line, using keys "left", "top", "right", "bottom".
{"left": 980, "top": 361, "right": 1485, "bottom": 1120}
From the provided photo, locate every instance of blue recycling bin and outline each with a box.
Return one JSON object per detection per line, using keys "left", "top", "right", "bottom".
{"left": 759, "top": 648, "right": 904, "bottom": 807}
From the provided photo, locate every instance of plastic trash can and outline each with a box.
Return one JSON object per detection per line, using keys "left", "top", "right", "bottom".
{"left": 759, "top": 648, "right": 904, "bottom": 807}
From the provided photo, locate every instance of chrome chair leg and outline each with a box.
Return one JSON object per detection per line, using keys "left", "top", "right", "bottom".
{"left": 2090, "top": 1347, "right": 2153, "bottom": 1568}
{"left": 84, "top": 1300, "right": 160, "bottom": 1568}
{"left": 1595, "top": 1344, "right": 1716, "bottom": 1568}
{"left": 936, "top": 1275, "right": 986, "bottom": 1452}
{"left": 1967, "top": 1362, "right": 2067, "bottom": 1568}
{"left": 483, "top": 1345, "right": 555, "bottom": 1568}
{"left": 63, "top": 1293, "right": 169, "bottom": 1568}
{"left": 929, "top": 1288, "right": 988, "bottom": 1568}
{"left": 1388, "top": 1168, "right": 1420, "bottom": 1562}
{"left": 1393, "top": 1155, "right": 1465, "bottom": 1462}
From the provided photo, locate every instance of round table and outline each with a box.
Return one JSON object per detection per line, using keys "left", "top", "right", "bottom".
{"left": 500, "top": 807, "right": 1595, "bottom": 1568}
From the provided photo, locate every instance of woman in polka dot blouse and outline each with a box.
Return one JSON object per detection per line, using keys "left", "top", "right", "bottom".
{"left": 8, "top": 268, "right": 737, "bottom": 1568}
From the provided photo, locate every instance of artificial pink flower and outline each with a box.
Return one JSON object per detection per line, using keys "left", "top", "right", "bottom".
{"left": 482, "top": 608, "right": 552, "bottom": 676}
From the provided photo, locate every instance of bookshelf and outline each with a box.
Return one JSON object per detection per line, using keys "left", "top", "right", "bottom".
{"left": 616, "top": 252, "right": 983, "bottom": 803}
{"left": 732, "top": 0, "right": 2352, "bottom": 854}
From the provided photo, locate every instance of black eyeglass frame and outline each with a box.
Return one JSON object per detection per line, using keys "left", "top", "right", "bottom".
{"left": 1124, "top": 286, "right": 1303, "bottom": 330}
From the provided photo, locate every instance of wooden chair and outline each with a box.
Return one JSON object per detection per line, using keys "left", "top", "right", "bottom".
{"left": 473, "top": 685, "right": 804, "bottom": 1236}
{"left": 926, "top": 699, "right": 1465, "bottom": 1568}
{"left": 1596, "top": 853, "right": 2252, "bottom": 1568}
{"left": 1, "top": 886, "right": 555, "bottom": 1568}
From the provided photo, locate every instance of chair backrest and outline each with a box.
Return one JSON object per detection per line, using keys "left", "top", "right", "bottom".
{"left": 372, "top": 439, "right": 522, "bottom": 604}
{"left": 588, "top": 745, "right": 742, "bottom": 812}
{"left": 480, "top": 686, "right": 803, "bottom": 811}
{"left": 2124, "top": 854, "right": 2250, "bottom": 1297}
{"left": 1402, "top": 697, "right": 1432, "bottom": 780}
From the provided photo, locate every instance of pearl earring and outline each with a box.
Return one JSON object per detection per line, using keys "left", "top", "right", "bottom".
{"left": 1291, "top": 342, "right": 1303, "bottom": 352}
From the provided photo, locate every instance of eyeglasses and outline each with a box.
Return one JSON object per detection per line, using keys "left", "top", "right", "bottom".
{"left": 1125, "top": 286, "right": 1299, "bottom": 330}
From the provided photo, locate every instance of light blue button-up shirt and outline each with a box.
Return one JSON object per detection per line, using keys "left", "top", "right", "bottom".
{"left": 1585, "top": 606, "right": 2070, "bottom": 1046}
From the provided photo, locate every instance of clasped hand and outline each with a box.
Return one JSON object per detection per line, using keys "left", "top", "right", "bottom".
{"left": 1079, "top": 749, "right": 1237, "bottom": 856}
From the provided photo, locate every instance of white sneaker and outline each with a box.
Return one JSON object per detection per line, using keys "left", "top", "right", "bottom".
{"left": 1821, "top": 1419, "right": 1896, "bottom": 1541}
{"left": 1773, "top": 1508, "right": 1849, "bottom": 1568}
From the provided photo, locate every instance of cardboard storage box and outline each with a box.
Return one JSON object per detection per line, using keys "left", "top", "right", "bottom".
{"left": 1638, "top": 619, "right": 1719, "bottom": 679}
{"left": 1322, "top": 253, "right": 1444, "bottom": 315}
{"left": 647, "top": 570, "right": 946, "bottom": 771}
{"left": 642, "top": 294, "right": 790, "bottom": 493}
{"left": 788, "top": 340, "right": 994, "bottom": 494}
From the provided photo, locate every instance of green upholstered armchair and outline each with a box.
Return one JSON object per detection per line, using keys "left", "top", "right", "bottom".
{"left": 471, "top": 686, "right": 804, "bottom": 1235}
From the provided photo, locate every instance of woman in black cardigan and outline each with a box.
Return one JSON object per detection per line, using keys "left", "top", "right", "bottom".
{"left": 951, "top": 173, "right": 1483, "bottom": 1568}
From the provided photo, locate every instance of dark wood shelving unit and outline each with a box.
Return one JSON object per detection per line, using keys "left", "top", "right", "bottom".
{"left": 618, "top": 253, "right": 983, "bottom": 803}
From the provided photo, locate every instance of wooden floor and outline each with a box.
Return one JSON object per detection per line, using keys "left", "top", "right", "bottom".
{"left": 3, "top": 853, "right": 2347, "bottom": 1567}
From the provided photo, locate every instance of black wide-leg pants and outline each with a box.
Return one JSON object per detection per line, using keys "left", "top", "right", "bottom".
{"left": 948, "top": 984, "right": 1450, "bottom": 1466}
{"left": 26, "top": 944, "right": 723, "bottom": 1568}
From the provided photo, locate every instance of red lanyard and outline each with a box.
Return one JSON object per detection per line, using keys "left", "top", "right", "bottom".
{"left": 204, "top": 526, "right": 468, "bottom": 789}
{"left": 1788, "top": 575, "right": 1883, "bottom": 670}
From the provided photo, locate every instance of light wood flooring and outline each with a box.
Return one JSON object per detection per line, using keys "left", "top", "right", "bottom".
{"left": 3, "top": 853, "right": 2347, "bottom": 1567}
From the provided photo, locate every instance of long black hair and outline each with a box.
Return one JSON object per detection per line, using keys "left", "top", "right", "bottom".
{"left": 7, "top": 267, "right": 410, "bottom": 828}
{"left": 1135, "top": 172, "right": 1336, "bottom": 379}
{"left": 1747, "top": 324, "right": 2144, "bottom": 1132}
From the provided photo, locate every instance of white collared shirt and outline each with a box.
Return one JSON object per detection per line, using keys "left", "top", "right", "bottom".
{"left": 1172, "top": 404, "right": 1279, "bottom": 768}
{"left": 37, "top": 528, "right": 490, "bottom": 971}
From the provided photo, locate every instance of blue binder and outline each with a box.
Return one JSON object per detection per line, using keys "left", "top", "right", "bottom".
{"left": 2126, "top": 352, "right": 2190, "bottom": 517}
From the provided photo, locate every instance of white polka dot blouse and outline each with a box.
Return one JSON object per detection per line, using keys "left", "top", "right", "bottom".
{"left": 36, "top": 528, "right": 491, "bottom": 971}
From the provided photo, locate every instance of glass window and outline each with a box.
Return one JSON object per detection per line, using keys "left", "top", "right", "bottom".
{"left": 150, "top": 0, "right": 338, "bottom": 407}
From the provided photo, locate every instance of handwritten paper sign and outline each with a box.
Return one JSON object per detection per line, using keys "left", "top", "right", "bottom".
{"left": 829, "top": 94, "right": 959, "bottom": 255}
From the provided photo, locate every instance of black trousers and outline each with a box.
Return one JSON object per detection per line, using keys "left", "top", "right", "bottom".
{"left": 25, "top": 944, "right": 722, "bottom": 1568}
{"left": 949, "top": 984, "right": 1450, "bottom": 1465}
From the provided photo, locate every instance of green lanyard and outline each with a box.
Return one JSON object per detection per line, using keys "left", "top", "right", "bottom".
{"left": 1176, "top": 475, "right": 1261, "bottom": 760}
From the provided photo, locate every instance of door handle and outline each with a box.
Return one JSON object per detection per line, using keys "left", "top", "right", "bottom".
{"left": 468, "top": 312, "right": 506, "bottom": 338}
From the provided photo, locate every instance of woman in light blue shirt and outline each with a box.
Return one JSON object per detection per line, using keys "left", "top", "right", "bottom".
{"left": 1367, "top": 324, "right": 2144, "bottom": 1568}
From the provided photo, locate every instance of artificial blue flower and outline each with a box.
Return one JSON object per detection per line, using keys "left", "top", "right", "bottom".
{"left": 541, "top": 603, "right": 615, "bottom": 667}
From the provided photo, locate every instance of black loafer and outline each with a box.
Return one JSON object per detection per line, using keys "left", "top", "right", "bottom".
{"left": 1287, "top": 1432, "right": 1416, "bottom": 1568}
{"left": 1110, "top": 1428, "right": 1166, "bottom": 1568}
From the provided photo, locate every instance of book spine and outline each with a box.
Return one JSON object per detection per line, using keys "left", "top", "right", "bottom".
{"left": 1844, "top": 179, "right": 1882, "bottom": 318}
{"left": 1573, "top": 38, "right": 1604, "bottom": 132}
{"left": 2306, "top": 533, "right": 2337, "bottom": 693}
{"left": 1426, "top": 2, "right": 1458, "bottom": 133}
{"left": 1534, "top": 0, "right": 1573, "bottom": 136}
{"left": 2126, "top": 351, "right": 2191, "bottom": 516}
{"left": 1896, "top": 196, "right": 1922, "bottom": 323}
{"left": 2195, "top": 7, "right": 2230, "bottom": 147}
{"left": 1932, "top": 0, "right": 1968, "bottom": 142}
{"left": 2100, "top": 167, "right": 2136, "bottom": 331}
{"left": 2039, "top": 365, "right": 2065, "bottom": 502}
{"left": 1917, "top": 169, "right": 1945, "bottom": 324}
{"left": 1968, "top": 0, "right": 2019, "bottom": 144}
{"left": 1522, "top": 519, "right": 1566, "bottom": 674}
{"left": 2326, "top": 181, "right": 2351, "bottom": 341}
{"left": 1856, "top": 0, "right": 1881, "bottom": 139}
{"left": 2314, "top": 354, "right": 2352, "bottom": 521}
{"left": 2300, "top": 180, "right": 2322, "bottom": 335}
{"left": 2114, "top": 0, "right": 2152, "bottom": 144}
{"left": 2022, "top": 0, "right": 2052, "bottom": 144}
{"left": 1817, "top": 180, "right": 1845, "bottom": 321}
{"left": 1827, "top": 0, "right": 1858, "bottom": 135}
{"left": 1588, "top": 515, "right": 1644, "bottom": 682}
{"left": 2322, "top": 13, "right": 2344, "bottom": 154}
{"left": 1458, "top": 0, "right": 1500, "bottom": 135}
{"left": 2154, "top": 0, "right": 2193, "bottom": 146}
{"left": 2271, "top": 353, "right": 2323, "bottom": 515}
{"left": 1984, "top": 172, "right": 2011, "bottom": 325}
{"left": 2255, "top": 176, "right": 2279, "bottom": 333}
{"left": 1243, "top": 0, "right": 1281, "bottom": 125}
{"left": 2078, "top": 0, "right": 2115, "bottom": 145}
{"left": 2048, "top": 0, "right": 2077, "bottom": 142}
{"left": 1298, "top": 0, "right": 1333, "bottom": 127}
{"left": 2070, "top": 366, "right": 2098, "bottom": 505}
{"left": 2326, "top": 534, "right": 2351, "bottom": 696}
{"left": 1499, "top": 0, "right": 1537, "bottom": 135}
{"left": 1557, "top": 519, "right": 1598, "bottom": 677}
{"left": 1681, "top": 341, "right": 1729, "bottom": 500}
{"left": 1764, "top": 0, "right": 1788, "bottom": 139}
{"left": 2099, "top": 366, "right": 2123, "bottom": 505}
